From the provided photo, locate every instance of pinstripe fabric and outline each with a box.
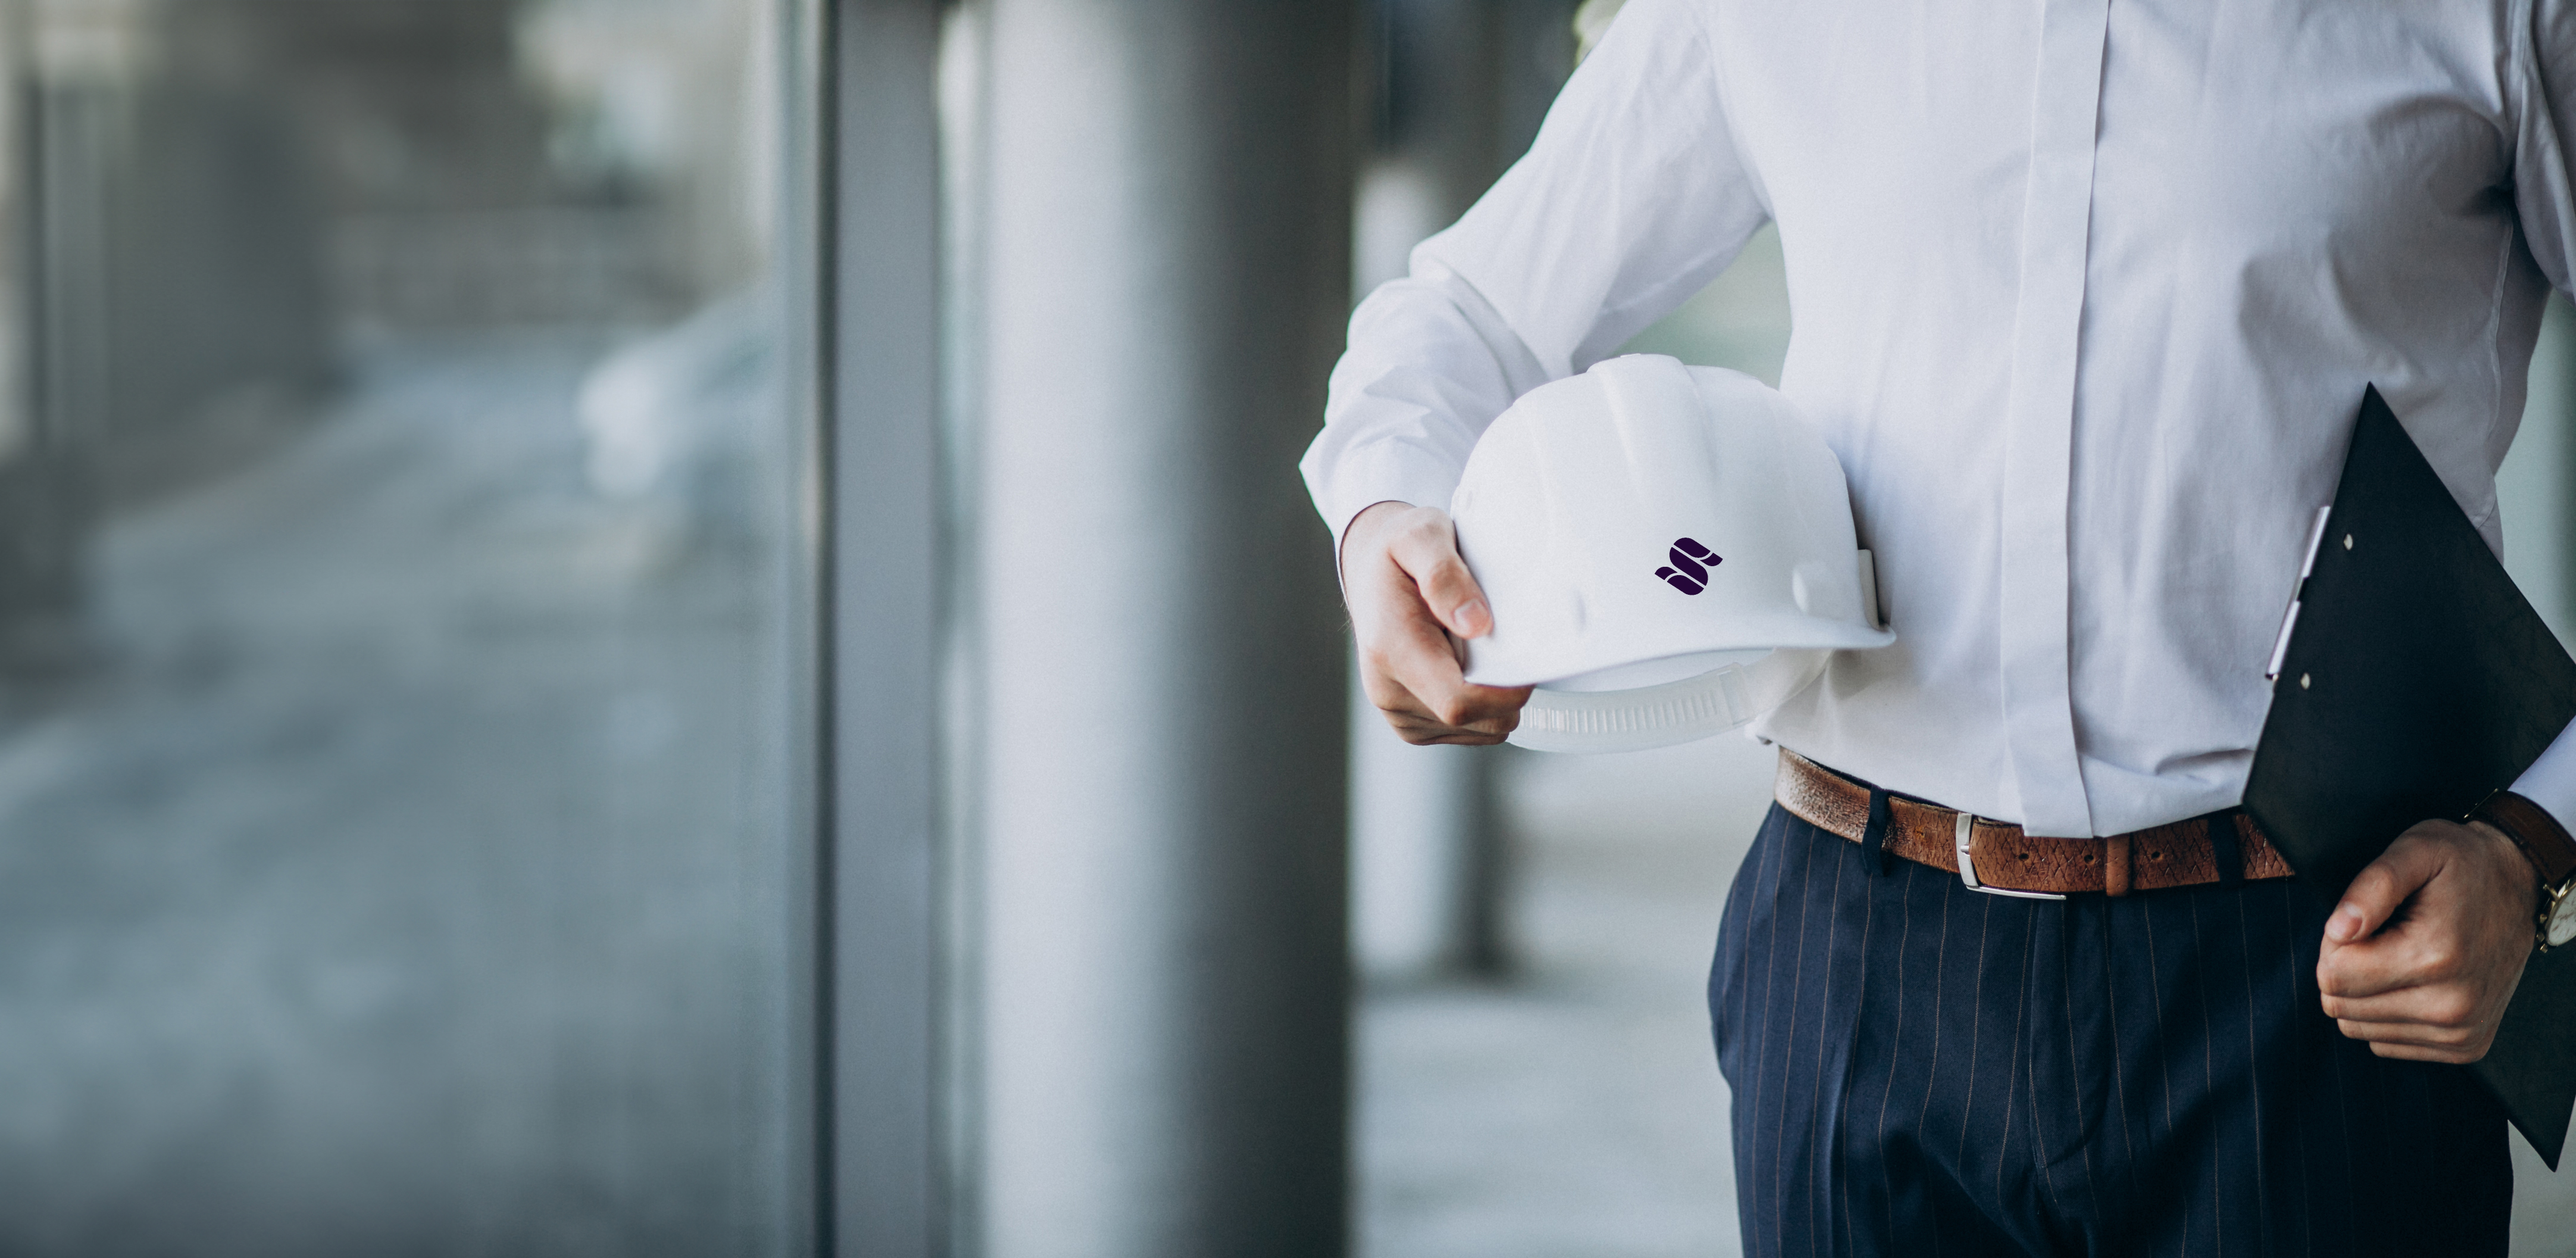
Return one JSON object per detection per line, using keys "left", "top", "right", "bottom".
{"left": 1713, "top": 804, "right": 2513, "bottom": 1257}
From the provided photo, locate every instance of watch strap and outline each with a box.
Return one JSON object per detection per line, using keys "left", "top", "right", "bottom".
{"left": 2471, "top": 789, "right": 2576, "bottom": 889}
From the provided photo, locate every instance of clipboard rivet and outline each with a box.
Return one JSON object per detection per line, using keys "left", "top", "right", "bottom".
{"left": 2299, "top": 672, "right": 2312, "bottom": 689}
{"left": 2343, "top": 533, "right": 2354, "bottom": 550}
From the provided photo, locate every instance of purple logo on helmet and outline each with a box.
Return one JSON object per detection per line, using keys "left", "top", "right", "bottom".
{"left": 1655, "top": 537, "right": 1722, "bottom": 594}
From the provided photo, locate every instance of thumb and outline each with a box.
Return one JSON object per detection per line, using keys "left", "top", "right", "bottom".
{"left": 1420, "top": 555, "right": 1495, "bottom": 640}
{"left": 2328, "top": 836, "right": 2444, "bottom": 943}
{"left": 1388, "top": 520, "right": 1494, "bottom": 640}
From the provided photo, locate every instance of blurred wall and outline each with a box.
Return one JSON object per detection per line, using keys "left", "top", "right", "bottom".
{"left": 0, "top": 0, "right": 780, "bottom": 664}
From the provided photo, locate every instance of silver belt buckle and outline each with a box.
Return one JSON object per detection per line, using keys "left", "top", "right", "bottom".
{"left": 1954, "top": 812, "right": 2067, "bottom": 901}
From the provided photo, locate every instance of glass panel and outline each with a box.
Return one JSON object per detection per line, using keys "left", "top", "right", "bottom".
{"left": 0, "top": 0, "right": 807, "bottom": 1252}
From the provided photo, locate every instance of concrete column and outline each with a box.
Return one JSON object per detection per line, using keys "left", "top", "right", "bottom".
{"left": 977, "top": 5, "right": 1355, "bottom": 1257}
{"left": 7, "top": 70, "right": 108, "bottom": 672}
{"left": 829, "top": 2, "right": 945, "bottom": 1255}
{"left": 1348, "top": 0, "right": 1573, "bottom": 981}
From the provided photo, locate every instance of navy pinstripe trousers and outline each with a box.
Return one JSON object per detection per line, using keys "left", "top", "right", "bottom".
{"left": 1712, "top": 804, "right": 2513, "bottom": 1257}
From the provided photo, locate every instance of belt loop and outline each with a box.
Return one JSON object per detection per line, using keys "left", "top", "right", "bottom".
{"left": 2206, "top": 809, "right": 2244, "bottom": 886}
{"left": 2102, "top": 833, "right": 2133, "bottom": 898}
{"left": 1860, "top": 786, "right": 1894, "bottom": 876}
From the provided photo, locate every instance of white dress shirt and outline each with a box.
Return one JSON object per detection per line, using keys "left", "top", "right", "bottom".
{"left": 1304, "top": 0, "right": 2576, "bottom": 838}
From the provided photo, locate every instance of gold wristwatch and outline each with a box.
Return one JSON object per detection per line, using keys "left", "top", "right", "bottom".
{"left": 2468, "top": 789, "right": 2576, "bottom": 951}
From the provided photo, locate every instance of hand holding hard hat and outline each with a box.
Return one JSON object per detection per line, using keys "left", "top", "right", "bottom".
{"left": 1345, "top": 352, "right": 1892, "bottom": 753}
{"left": 1343, "top": 501, "right": 1533, "bottom": 745}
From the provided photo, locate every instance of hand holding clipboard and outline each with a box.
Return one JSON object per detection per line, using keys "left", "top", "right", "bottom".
{"left": 2247, "top": 385, "right": 2576, "bottom": 1167}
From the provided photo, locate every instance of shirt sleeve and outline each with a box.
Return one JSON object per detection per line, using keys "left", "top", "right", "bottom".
{"left": 2514, "top": 0, "right": 2576, "bottom": 294}
{"left": 2506, "top": 0, "right": 2576, "bottom": 831}
{"left": 1298, "top": 0, "right": 1773, "bottom": 552}
{"left": 2511, "top": 719, "right": 2576, "bottom": 838}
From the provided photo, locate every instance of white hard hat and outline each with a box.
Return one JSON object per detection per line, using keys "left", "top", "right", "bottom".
{"left": 1450, "top": 354, "right": 1895, "bottom": 753}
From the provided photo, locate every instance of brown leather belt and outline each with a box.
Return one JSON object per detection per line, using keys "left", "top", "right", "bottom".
{"left": 1775, "top": 750, "right": 2294, "bottom": 898}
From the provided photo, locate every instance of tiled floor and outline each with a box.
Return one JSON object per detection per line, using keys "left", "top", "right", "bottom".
{"left": 1361, "top": 735, "right": 2576, "bottom": 1256}
{"left": 1359, "top": 737, "right": 1768, "bottom": 1258}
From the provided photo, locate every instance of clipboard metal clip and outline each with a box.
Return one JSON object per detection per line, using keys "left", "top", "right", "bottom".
{"left": 2265, "top": 505, "right": 2334, "bottom": 681}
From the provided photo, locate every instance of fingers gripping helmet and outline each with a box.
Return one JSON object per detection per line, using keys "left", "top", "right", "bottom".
{"left": 1450, "top": 354, "right": 1895, "bottom": 753}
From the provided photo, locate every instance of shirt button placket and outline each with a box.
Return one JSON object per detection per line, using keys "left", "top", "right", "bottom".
{"left": 1996, "top": 0, "right": 2109, "bottom": 838}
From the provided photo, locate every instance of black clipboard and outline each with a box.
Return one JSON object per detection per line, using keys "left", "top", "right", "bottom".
{"left": 2244, "top": 384, "right": 2576, "bottom": 1168}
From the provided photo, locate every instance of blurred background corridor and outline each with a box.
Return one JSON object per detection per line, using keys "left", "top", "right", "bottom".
{"left": 0, "top": 1, "right": 800, "bottom": 1251}
{"left": 0, "top": 1, "right": 2569, "bottom": 1255}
